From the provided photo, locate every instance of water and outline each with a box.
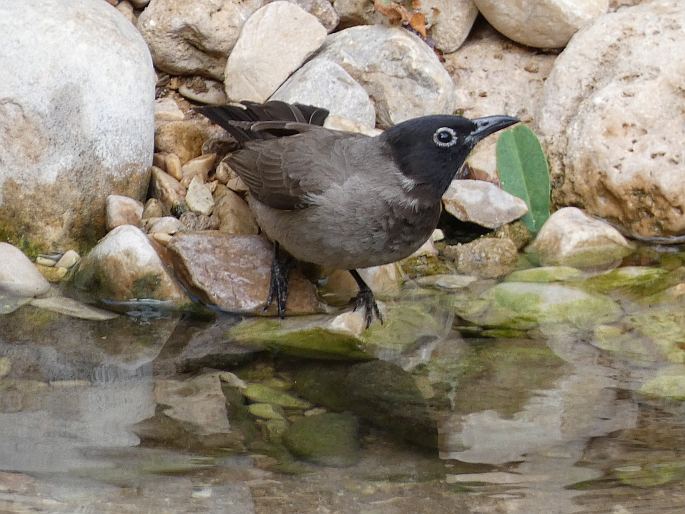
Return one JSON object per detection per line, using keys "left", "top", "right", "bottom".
{"left": 1, "top": 287, "right": 685, "bottom": 513}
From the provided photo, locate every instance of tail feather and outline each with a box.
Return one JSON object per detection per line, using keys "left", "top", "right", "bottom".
{"left": 196, "top": 100, "right": 329, "bottom": 144}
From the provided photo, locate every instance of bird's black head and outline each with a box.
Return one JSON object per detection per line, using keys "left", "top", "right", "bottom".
{"left": 381, "top": 114, "right": 519, "bottom": 200}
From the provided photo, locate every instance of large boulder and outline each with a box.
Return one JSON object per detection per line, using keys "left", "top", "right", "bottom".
{"left": 138, "top": 0, "right": 262, "bottom": 79}
{"left": 538, "top": 0, "right": 685, "bottom": 238}
{"left": 316, "top": 25, "right": 457, "bottom": 127}
{"left": 473, "top": 0, "right": 609, "bottom": 48}
{"left": 0, "top": 0, "right": 155, "bottom": 254}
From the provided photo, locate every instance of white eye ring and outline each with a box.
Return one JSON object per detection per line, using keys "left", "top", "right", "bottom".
{"left": 433, "top": 127, "right": 458, "bottom": 148}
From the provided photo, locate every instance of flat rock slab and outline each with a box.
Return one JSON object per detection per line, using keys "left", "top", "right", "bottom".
{"left": 29, "top": 297, "right": 118, "bottom": 321}
{"left": 167, "top": 232, "right": 320, "bottom": 315}
{"left": 283, "top": 412, "right": 360, "bottom": 467}
{"left": 155, "top": 373, "right": 232, "bottom": 436}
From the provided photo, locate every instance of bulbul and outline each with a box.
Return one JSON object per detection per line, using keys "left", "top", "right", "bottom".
{"left": 198, "top": 101, "right": 517, "bottom": 326}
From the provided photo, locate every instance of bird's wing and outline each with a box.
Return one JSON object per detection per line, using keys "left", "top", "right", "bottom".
{"left": 226, "top": 128, "right": 363, "bottom": 210}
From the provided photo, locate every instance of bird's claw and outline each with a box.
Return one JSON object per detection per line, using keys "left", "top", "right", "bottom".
{"left": 352, "top": 289, "right": 383, "bottom": 328}
{"left": 264, "top": 243, "right": 290, "bottom": 318}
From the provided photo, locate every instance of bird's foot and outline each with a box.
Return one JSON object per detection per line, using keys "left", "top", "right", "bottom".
{"left": 352, "top": 288, "right": 383, "bottom": 328}
{"left": 264, "top": 242, "right": 292, "bottom": 318}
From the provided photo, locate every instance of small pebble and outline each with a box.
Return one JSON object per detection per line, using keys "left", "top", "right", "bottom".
{"left": 185, "top": 176, "right": 214, "bottom": 215}
{"left": 55, "top": 250, "right": 80, "bottom": 269}
{"left": 165, "top": 153, "right": 183, "bottom": 181}
{"left": 36, "top": 256, "right": 56, "bottom": 267}
{"left": 152, "top": 233, "right": 173, "bottom": 246}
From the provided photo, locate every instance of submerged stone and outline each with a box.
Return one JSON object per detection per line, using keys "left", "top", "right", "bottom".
{"left": 456, "top": 282, "right": 623, "bottom": 331}
{"left": 243, "top": 383, "right": 312, "bottom": 409}
{"left": 282, "top": 412, "right": 360, "bottom": 467}
{"left": 248, "top": 403, "right": 286, "bottom": 421}
{"left": 593, "top": 305, "right": 685, "bottom": 364}
{"left": 504, "top": 266, "right": 584, "bottom": 283}
{"left": 229, "top": 298, "right": 452, "bottom": 360}
{"left": 293, "top": 360, "right": 439, "bottom": 448}
{"left": 228, "top": 311, "right": 371, "bottom": 360}
{"left": 640, "top": 368, "right": 685, "bottom": 400}
{"left": 582, "top": 266, "right": 676, "bottom": 299}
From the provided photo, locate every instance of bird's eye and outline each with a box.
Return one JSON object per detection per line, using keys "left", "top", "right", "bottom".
{"left": 433, "top": 127, "right": 458, "bottom": 148}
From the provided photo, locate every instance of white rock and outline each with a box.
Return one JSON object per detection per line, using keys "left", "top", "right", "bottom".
{"left": 473, "top": 0, "right": 609, "bottom": 48}
{"left": 316, "top": 25, "right": 457, "bottom": 127}
{"left": 266, "top": 0, "right": 340, "bottom": 32}
{"left": 29, "top": 297, "right": 118, "bottom": 321}
{"left": 35, "top": 256, "right": 56, "bottom": 267}
{"left": 181, "top": 153, "right": 216, "bottom": 187}
{"left": 422, "top": 0, "right": 479, "bottom": 53}
{"left": 224, "top": 2, "right": 327, "bottom": 103}
{"left": 443, "top": 180, "right": 528, "bottom": 229}
{"left": 431, "top": 229, "right": 445, "bottom": 242}
{"left": 146, "top": 216, "right": 182, "bottom": 235}
{"left": 272, "top": 58, "right": 376, "bottom": 129}
{"left": 357, "top": 263, "right": 402, "bottom": 299}
{"left": 116, "top": 1, "right": 136, "bottom": 24}
{"left": 0, "top": 0, "right": 155, "bottom": 252}
{"left": 538, "top": 0, "right": 685, "bottom": 238}
{"left": 0, "top": 243, "right": 50, "bottom": 297}
{"left": 185, "top": 177, "right": 214, "bottom": 215}
{"left": 178, "top": 77, "right": 227, "bottom": 105}
{"left": 138, "top": 0, "right": 262, "bottom": 79}
{"left": 444, "top": 23, "right": 556, "bottom": 181}
{"left": 72, "top": 225, "right": 187, "bottom": 302}
{"left": 323, "top": 115, "right": 382, "bottom": 136}
{"left": 154, "top": 97, "right": 184, "bottom": 121}
{"left": 55, "top": 250, "right": 80, "bottom": 269}
{"left": 409, "top": 239, "right": 439, "bottom": 258}
{"left": 527, "top": 207, "right": 635, "bottom": 269}
{"left": 106, "top": 195, "right": 144, "bottom": 231}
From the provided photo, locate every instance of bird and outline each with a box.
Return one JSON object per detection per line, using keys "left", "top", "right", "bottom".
{"left": 197, "top": 101, "right": 518, "bottom": 327}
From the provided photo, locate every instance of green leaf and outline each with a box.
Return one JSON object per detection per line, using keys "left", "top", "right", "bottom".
{"left": 496, "top": 125, "right": 550, "bottom": 233}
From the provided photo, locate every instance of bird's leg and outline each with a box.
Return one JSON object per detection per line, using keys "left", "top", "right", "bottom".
{"left": 349, "top": 269, "right": 383, "bottom": 328}
{"left": 265, "top": 242, "right": 293, "bottom": 318}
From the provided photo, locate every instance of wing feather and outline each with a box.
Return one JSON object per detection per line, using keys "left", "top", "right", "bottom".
{"left": 226, "top": 130, "right": 368, "bottom": 210}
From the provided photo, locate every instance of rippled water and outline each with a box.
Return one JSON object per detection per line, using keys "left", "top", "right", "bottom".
{"left": 1, "top": 290, "right": 685, "bottom": 513}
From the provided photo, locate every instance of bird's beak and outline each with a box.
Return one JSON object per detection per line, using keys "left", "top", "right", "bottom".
{"left": 467, "top": 115, "right": 519, "bottom": 145}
